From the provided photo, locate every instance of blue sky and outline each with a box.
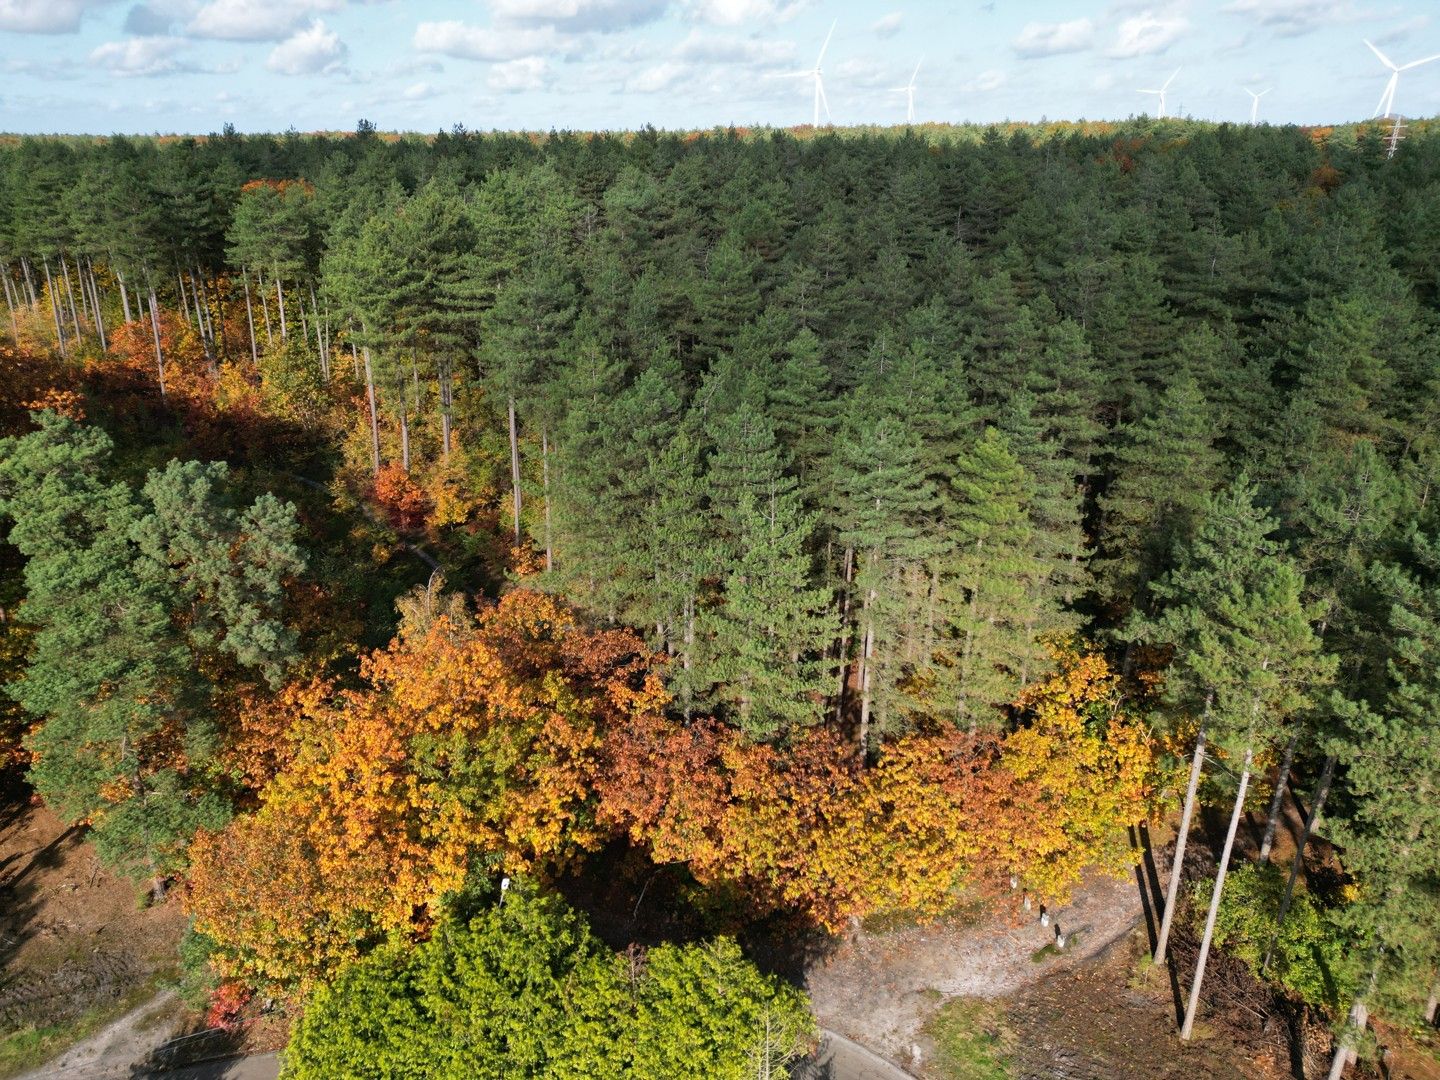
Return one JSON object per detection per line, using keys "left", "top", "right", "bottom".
{"left": 1, "top": 0, "right": 1437, "bottom": 134}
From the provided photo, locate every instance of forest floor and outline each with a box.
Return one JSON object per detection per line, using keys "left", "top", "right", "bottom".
{"left": 0, "top": 776, "right": 189, "bottom": 1078}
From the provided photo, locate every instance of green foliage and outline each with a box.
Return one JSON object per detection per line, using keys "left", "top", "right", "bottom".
{"left": 923, "top": 998, "right": 1013, "bottom": 1080}
{"left": 281, "top": 888, "right": 814, "bottom": 1080}
{"left": 1200, "top": 862, "right": 1356, "bottom": 1012}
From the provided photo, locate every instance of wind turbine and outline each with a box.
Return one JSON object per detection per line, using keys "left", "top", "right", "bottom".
{"left": 1138, "top": 67, "right": 1181, "bottom": 118}
{"left": 1364, "top": 38, "right": 1440, "bottom": 119}
{"left": 889, "top": 58, "right": 921, "bottom": 124}
{"left": 1244, "top": 86, "right": 1272, "bottom": 124}
{"left": 779, "top": 19, "right": 836, "bottom": 127}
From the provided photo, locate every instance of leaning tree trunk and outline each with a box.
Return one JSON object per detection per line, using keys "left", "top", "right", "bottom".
{"left": 1258, "top": 728, "right": 1300, "bottom": 864}
{"left": 274, "top": 267, "right": 287, "bottom": 340}
{"left": 41, "top": 257, "right": 65, "bottom": 356}
{"left": 147, "top": 285, "right": 166, "bottom": 397}
{"left": 21, "top": 256, "right": 38, "bottom": 307}
{"left": 541, "top": 425, "right": 553, "bottom": 571}
{"left": 2, "top": 269, "right": 18, "bottom": 345}
{"left": 257, "top": 270, "right": 274, "bottom": 347}
{"left": 1182, "top": 746, "right": 1254, "bottom": 1040}
{"left": 61, "top": 257, "right": 82, "bottom": 341}
{"left": 117, "top": 268, "right": 133, "bottom": 324}
{"left": 242, "top": 268, "right": 258, "bottom": 364}
{"left": 1262, "top": 752, "right": 1336, "bottom": 973}
{"left": 1329, "top": 951, "right": 1383, "bottom": 1080}
{"left": 857, "top": 576, "right": 878, "bottom": 762}
{"left": 1155, "top": 715, "right": 1209, "bottom": 967}
{"left": 507, "top": 395, "right": 522, "bottom": 544}
{"left": 833, "top": 545, "right": 855, "bottom": 723}
{"left": 86, "top": 257, "right": 106, "bottom": 351}
{"left": 361, "top": 341, "right": 381, "bottom": 476}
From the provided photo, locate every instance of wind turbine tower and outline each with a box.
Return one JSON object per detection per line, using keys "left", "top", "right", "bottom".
{"left": 1364, "top": 38, "right": 1440, "bottom": 119}
{"left": 1139, "top": 68, "right": 1181, "bottom": 118}
{"left": 890, "top": 59, "right": 921, "bottom": 124}
{"left": 1244, "top": 86, "right": 1271, "bottom": 124}
{"left": 781, "top": 19, "right": 837, "bottom": 127}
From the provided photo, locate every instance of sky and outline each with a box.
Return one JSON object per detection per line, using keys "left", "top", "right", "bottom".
{"left": 0, "top": 0, "right": 1438, "bottom": 134}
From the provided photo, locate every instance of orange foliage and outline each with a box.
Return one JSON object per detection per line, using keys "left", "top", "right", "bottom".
{"left": 370, "top": 462, "right": 431, "bottom": 532}
{"left": 186, "top": 590, "right": 661, "bottom": 985}
{"left": 21, "top": 387, "right": 85, "bottom": 421}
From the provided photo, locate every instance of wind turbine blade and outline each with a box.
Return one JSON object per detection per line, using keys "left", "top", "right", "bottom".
{"left": 1259, "top": 87, "right": 1272, "bottom": 96}
{"left": 1162, "top": 67, "right": 1180, "bottom": 90}
{"left": 1374, "top": 72, "right": 1397, "bottom": 117}
{"left": 1364, "top": 39, "right": 1397, "bottom": 70}
{"left": 1400, "top": 53, "right": 1440, "bottom": 70}
{"left": 815, "top": 18, "right": 837, "bottom": 67}
{"left": 910, "top": 58, "right": 922, "bottom": 86}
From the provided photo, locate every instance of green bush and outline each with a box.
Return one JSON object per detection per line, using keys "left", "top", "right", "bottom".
{"left": 1197, "top": 862, "right": 1356, "bottom": 1011}
{"left": 281, "top": 885, "right": 815, "bottom": 1080}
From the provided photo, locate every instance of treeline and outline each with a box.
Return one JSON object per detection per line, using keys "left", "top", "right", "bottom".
{"left": 1, "top": 118, "right": 1439, "bottom": 1069}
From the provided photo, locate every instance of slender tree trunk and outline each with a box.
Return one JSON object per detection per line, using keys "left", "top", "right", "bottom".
{"left": 297, "top": 291, "right": 310, "bottom": 346}
{"left": 258, "top": 270, "right": 274, "bottom": 347}
{"left": 1329, "top": 953, "right": 1383, "bottom": 1080}
{"left": 21, "top": 257, "right": 37, "bottom": 307}
{"left": 147, "top": 286, "right": 166, "bottom": 396}
{"left": 61, "top": 257, "right": 82, "bottom": 341}
{"left": 508, "top": 395, "right": 522, "bottom": 544}
{"left": 542, "top": 425, "right": 553, "bottom": 571}
{"left": 1258, "top": 729, "right": 1300, "bottom": 864}
{"left": 438, "top": 356, "right": 453, "bottom": 461}
{"left": 176, "top": 269, "right": 191, "bottom": 329}
{"left": 1262, "top": 753, "right": 1337, "bottom": 972}
{"left": 361, "top": 342, "right": 381, "bottom": 476}
{"left": 833, "top": 545, "right": 855, "bottom": 722}
{"left": 86, "top": 258, "right": 106, "bottom": 351}
{"left": 41, "top": 257, "right": 65, "bottom": 356}
{"left": 274, "top": 268, "right": 287, "bottom": 340}
{"left": 857, "top": 578, "right": 878, "bottom": 761}
{"left": 399, "top": 401, "right": 411, "bottom": 473}
{"left": 1181, "top": 746, "right": 1254, "bottom": 1040}
{"left": 117, "top": 269, "right": 133, "bottom": 324}
{"left": 310, "top": 285, "right": 328, "bottom": 378}
{"left": 242, "top": 267, "right": 258, "bottom": 365}
{"left": 69, "top": 256, "right": 90, "bottom": 331}
{"left": 2, "top": 269, "right": 18, "bottom": 345}
{"left": 1156, "top": 718, "right": 1208, "bottom": 968}
{"left": 350, "top": 339, "right": 360, "bottom": 381}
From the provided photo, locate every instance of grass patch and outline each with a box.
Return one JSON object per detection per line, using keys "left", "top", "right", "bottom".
{"left": 0, "top": 978, "right": 166, "bottom": 1080}
{"left": 923, "top": 997, "right": 1013, "bottom": 1080}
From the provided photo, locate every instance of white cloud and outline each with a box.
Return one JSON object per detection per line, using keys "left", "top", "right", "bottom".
{"left": 1220, "top": 0, "right": 1362, "bottom": 38}
{"left": 487, "top": 55, "right": 549, "bottom": 91}
{"left": 187, "top": 0, "right": 336, "bottom": 42}
{"left": 1013, "top": 17, "right": 1094, "bottom": 57}
{"left": 674, "top": 28, "right": 793, "bottom": 67}
{"left": 627, "top": 59, "right": 685, "bottom": 92}
{"left": 90, "top": 34, "right": 191, "bottom": 76}
{"left": 0, "top": 0, "right": 107, "bottom": 33}
{"left": 835, "top": 56, "right": 888, "bottom": 89}
{"left": 267, "top": 19, "right": 347, "bottom": 75}
{"left": 491, "top": 0, "right": 667, "bottom": 33}
{"left": 402, "top": 80, "right": 436, "bottom": 100}
{"left": 1107, "top": 12, "right": 1188, "bottom": 57}
{"left": 685, "top": 0, "right": 807, "bottom": 27}
{"left": 960, "top": 69, "right": 1005, "bottom": 94}
{"left": 871, "top": 11, "right": 901, "bottom": 38}
{"left": 413, "top": 20, "right": 563, "bottom": 61}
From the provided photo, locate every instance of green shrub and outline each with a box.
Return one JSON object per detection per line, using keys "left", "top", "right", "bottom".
{"left": 1196, "top": 862, "right": 1356, "bottom": 1011}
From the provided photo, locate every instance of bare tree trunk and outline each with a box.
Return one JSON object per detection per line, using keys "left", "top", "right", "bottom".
{"left": 1262, "top": 753, "right": 1336, "bottom": 972}
{"left": 257, "top": 269, "right": 274, "bottom": 347}
{"left": 508, "top": 395, "right": 522, "bottom": 544}
{"left": 833, "top": 545, "right": 855, "bottom": 722}
{"left": 361, "top": 342, "right": 381, "bottom": 476}
{"left": 439, "top": 356, "right": 453, "bottom": 461}
{"left": 399, "top": 401, "right": 411, "bottom": 473}
{"left": 1423, "top": 971, "right": 1438, "bottom": 1027}
{"left": 41, "top": 257, "right": 65, "bottom": 356}
{"left": 86, "top": 258, "right": 106, "bottom": 351}
{"left": 1329, "top": 954, "right": 1382, "bottom": 1080}
{"left": 2, "top": 269, "right": 18, "bottom": 345}
{"left": 69, "top": 256, "right": 90, "bottom": 331}
{"left": 1258, "top": 728, "right": 1300, "bottom": 864}
{"left": 148, "top": 286, "right": 166, "bottom": 396}
{"left": 857, "top": 578, "right": 878, "bottom": 761}
{"left": 310, "top": 285, "right": 328, "bottom": 378}
{"left": 176, "top": 269, "right": 191, "bottom": 329}
{"left": 274, "top": 268, "right": 287, "bottom": 340}
{"left": 1156, "top": 720, "right": 1207, "bottom": 968}
{"left": 61, "top": 257, "right": 82, "bottom": 341}
{"left": 1181, "top": 746, "right": 1253, "bottom": 1040}
{"left": 242, "top": 267, "right": 258, "bottom": 365}
{"left": 21, "top": 257, "right": 37, "bottom": 307}
{"left": 117, "top": 268, "right": 133, "bottom": 323}
{"left": 542, "top": 425, "right": 552, "bottom": 571}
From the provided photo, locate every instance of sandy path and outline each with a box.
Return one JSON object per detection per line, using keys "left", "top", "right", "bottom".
{"left": 16, "top": 991, "right": 186, "bottom": 1079}
{"left": 804, "top": 869, "right": 1143, "bottom": 1071}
